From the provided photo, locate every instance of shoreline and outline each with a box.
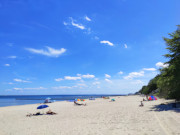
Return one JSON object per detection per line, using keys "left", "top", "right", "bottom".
{"left": 0, "top": 95, "right": 120, "bottom": 108}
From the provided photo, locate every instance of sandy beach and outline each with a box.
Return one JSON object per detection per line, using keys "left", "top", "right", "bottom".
{"left": 0, "top": 95, "right": 179, "bottom": 135}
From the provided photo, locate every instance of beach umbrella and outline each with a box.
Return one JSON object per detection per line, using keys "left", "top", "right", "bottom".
{"left": 37, "top": 105, "right": 49, "bottom": 109}
{"left": 37, "top": 105, "right": 49, "bottom": 114}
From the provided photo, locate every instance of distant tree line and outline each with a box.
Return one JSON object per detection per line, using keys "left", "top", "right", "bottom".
{"left": 138, "top": 25, "right": 180, "bottom": 100}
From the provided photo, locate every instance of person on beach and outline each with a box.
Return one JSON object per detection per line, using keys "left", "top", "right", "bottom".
{"left": 139, "top": 101, "right": 144, "bottom": 107}
{"left": 74, "top": 101, "right": 86, "bottom": 106}
{"left": 46, "top": 109, "right": 57, "bottom": 115}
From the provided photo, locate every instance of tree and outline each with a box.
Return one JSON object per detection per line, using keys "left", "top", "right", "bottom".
{"left": 138, "top": 25, "right": 180, "bottom": 100}
{"left": 157, "top": 25, "right": 180, "bottom": 100}
{"left": 139, "top": 75, "right": 159, "bottom": 95}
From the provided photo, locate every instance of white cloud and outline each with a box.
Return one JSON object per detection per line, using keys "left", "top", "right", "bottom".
{"left": 94, "top": 36, "right": 99, "bottom": 40}
{"left": 105, "top": 74, "right": 111, "bottom": 78}
{"left": 69, "top": 17, "right": 85, "bottom": 30}
{"left": 13, "top": 87, "right": 46, "bottom": 91}
{"left": 64, "top": 76, "right": 81, "bottom": 80}
{"left": 100, "top": 40, "right": 114, "bottom": 46}
{"left": 143, "top": 68, "right": 156, "bottom": 71}
{"left": 124, "top": 44, "right": 128, "bottom": 48}
{"left": 77, "top": 74, "right": 95, "bottom": 79}
{"left": 71, "top": 22, "right": 85, "bottom": 30}
{"left": 13, "top": 78, "right": 31, "bottom": 83}
{"left": 4, "top": 64, "right": 10, "bottom": 66}
{"left": 85, "top": 28, "right": 92, "bottom": 34}
{"left": 52, "top": 86, "right": 72, "bottom": 89}
{"left": 63, "top": 22, "right": 68, "bottom": 25}
{"left": 124, "top": 71, "right": 144, "bottom": 80}
{"left": 77, "top": 83, "right": 87, "bottom": 87}
{"left": 118, "top": 71, "right": 123, "bottom": 75}
{"left": 131, "top": 80, "right": 144, "bottom": 84}
{"left": 85, "top": 16, "right": 91, "bottom": 21}
{"left": 8, "top": 56, "right": 17, "bottom": 59}
{"left": 55, "top": 78, "right": 63, "bottom": 82}
{"left": 25, "top": 46, "right": 66, "bottom": 57}
{"left": 93, "top": 81, "right": 100, "bottom": 85}
{"left": 105, "top": 78, "right": 112, "bottom": 83}
{"left": 13, "top": 88, "right": 23, "bottom": 91}
{"left": 8, "top": 82, "right": 14, "bottom": 84}
{"left": 81, "top": 74, "right": 95, "bottom": 79}
{"left": 156, "top": 62, "right": 169, "bottom": 68}
{"left": 24, "top": 87, "right": 46, "bottom": 90}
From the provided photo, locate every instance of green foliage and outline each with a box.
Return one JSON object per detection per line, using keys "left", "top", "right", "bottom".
{"left": 139, "top": 25, "right": 180, "bottom": 100}
{"left": 157, "top": 25, "right": 180, "bottom": 100}
{"left": 139, "top": 76, "right": 159, "bottom": 95}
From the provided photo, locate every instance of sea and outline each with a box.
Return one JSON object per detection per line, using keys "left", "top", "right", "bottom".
{"left": 0, "top": 94, "right": 124, "bottom": 107}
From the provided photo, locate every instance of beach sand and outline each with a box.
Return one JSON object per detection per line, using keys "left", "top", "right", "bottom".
{"left": 0, "top": 95, "right": 179, "bottom": 135}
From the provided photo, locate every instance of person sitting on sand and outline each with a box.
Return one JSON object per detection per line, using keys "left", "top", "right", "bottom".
{"left": 139, "top": 101, "right": 144, "bottom": 107}
{"left": 26, "top": 112, "right": 42, "bottom": 117}
{"left": 74, "top": 101, "right": 86, "bottom": 106}
{"left": 46, "top": 109, "right": 57, "bottom": 115}
{"left": 26, "top": 113, "right": 33, "bottom": 117}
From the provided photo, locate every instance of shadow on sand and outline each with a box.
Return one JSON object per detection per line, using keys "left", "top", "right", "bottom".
{"left": 149, "top": 102, "right": 180, "bottom": 113}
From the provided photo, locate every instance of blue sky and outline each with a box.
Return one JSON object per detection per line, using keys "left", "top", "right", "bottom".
{"left": 0, "top": 0, "right": 179, "bottom": 95}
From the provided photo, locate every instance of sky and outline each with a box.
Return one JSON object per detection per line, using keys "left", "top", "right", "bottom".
{"left": 0, "top": 0, "right": 180, "bottom": 95}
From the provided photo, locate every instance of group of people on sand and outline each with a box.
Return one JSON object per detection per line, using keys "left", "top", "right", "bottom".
{"left": 139, "top": 96, "right": 149, "bottom": 107}
{"left": 26, "top": 109, "right": 57, "bottom": 117}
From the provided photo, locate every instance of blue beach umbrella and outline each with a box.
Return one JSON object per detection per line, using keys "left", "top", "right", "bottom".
{"left": 37, "top": 105, "right": 49, "bottom": 109}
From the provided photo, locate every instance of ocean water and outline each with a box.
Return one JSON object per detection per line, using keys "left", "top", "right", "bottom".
{"left": 0, "top": 95, "right": 123, "bottom": 107}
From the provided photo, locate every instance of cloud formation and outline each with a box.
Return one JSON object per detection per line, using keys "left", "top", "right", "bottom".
{"left": 92, "top": 81, "right": 100, "bottom": 85}
{"left": 53, "top": 86, "right": 73, "bottom": 89}
{"left": 100, "top": 40, "right": 114, "bottom": 46}
{"left": 24, "top": 87, "right": 46, "bottom": 90}
{"left": 156, "top": 62, "right": 169, "bottom": 68}
{"left": 71, "top": 21, "right": 85, "bottom": 30}
{"left": 25, "top": 46, "right": 66, "bottom": 57}
{"left": 85, "top": 16, "right": 91, "bottom": 21}
{"left": 80, "top": 74, "right": 95, "bottom": 78}
{"left": 13, "top": 78, "right": 31, "bottom": 83}
{"left": 124, "top": 71, "right": 144, "bottom": 80}
{"left": 63, "top": 22, "right": 68, "bottom": 26}
{"left": 69, "top": 17, "right": 85, "bottom": 30}
{"left": 124, "top": 44, "right": 128, "bottom": 48}
{"left": 118, "top": 71, "right": 123, "bottom": 75}
{"left": 13, "top": 87, "right": 46, "bottom": 91}
{"left": 64, "top": 76, "right": 81, "bottom": 80}
{"left": 8, "top": 56, "right": 17, "bottom": 59}
{"left": 105, "top": 78, "right": 112, "bottom": 83}
{"left": 131, "top": 80, "right": 144, "bottom": 84}
{"left": 55, "top": 74, "right": 95, "bottom": 82}
{"left": 105, "top": 74, "right": 111, "bottom": 78}
{"left": 143, "top": 68, "right": 156, "bottom": 71}
{"left": 55, "top": 78, "right": 63, "bottom": 82}
{"left": 13, "top": 88, "right": 23, "bottom": 91}
{"left": 4, "top": 64, "right": 10, "bottom": 66}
